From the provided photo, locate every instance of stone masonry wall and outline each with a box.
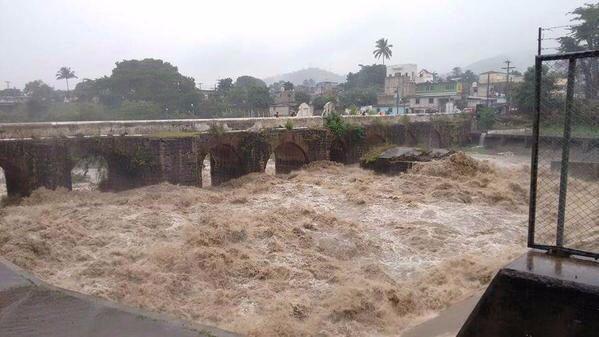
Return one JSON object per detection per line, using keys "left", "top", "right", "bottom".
{"left": 0, "top": 118, "right": 471, "bottom": 197}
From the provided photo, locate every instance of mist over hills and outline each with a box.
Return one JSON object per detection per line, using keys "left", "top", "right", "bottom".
{"left": 264, "top": 51, "right": 536, "bottom": 87}
{"left": 463, "top": 50, "right": 536, "bottom": 74}
{"left": 263, "top": 67, "right": 345, "bottom": 85}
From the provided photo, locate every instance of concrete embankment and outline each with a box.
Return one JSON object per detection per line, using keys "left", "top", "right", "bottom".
{"left": 0, "top": 258, "right": 240, "bottom": 337}
{"left": 457, "top": 250, "right": 599, "bottom": 337}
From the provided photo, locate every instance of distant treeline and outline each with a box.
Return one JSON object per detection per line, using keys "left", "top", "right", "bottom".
{"left": 0, "top": 60, "right": 396, "bottom": 123}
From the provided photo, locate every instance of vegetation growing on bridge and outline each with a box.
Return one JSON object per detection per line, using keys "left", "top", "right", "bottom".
{"left": 324, "top": 112, "right": 365, "bottom": 142}
{"left": 360, "top": 143, "right": 395, "bottom": 165}
{"left": 148, "top": 131, "right": 202, "bottom": 138}
{"left": 208, "top": 124, "right": 226, "bottom": 136}
{"left": 284, "top": 120, "right": 294, "bottom": 130}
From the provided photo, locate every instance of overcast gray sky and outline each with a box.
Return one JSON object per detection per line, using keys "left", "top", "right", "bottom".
{"left": 0, "top": 0, "right": 588, "bottom": 90}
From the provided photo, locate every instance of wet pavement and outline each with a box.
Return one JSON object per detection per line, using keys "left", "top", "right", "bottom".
{"left": 0, "top": 259, "right": 240, "bottom": 337}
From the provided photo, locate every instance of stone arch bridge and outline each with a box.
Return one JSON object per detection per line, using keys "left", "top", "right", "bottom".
{"left": 0, "top": 115, "right": 470, "bottom": 197}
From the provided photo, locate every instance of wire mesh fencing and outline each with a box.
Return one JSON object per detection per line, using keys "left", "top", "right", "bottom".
{"left": 529, "top": 50, "right": 599, "bottom": 259}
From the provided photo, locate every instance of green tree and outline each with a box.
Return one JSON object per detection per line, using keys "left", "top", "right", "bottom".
{"left": 217, "top": 78, "right": 233, "bottom": 93}
{"left": 23, "top": 80, "right": 57, "bottom": 118}
{"left": 0, "top": 88, "right": 22, "bottom": 97}
{"left": 559, "top": 3, "right": 599, "bottom": 99}
{"left": 373, "top": 38, "right": 393, "bottom": 65}
{"left": 283, "top": 81, "right": 294, "bottom": 91}
{"left": 338, "top": 88, "right": 377, "bottom": 109}
{"left": 451, "top": 67, "right": 463, "bottom": 79}
{"left": 477, "top": 107, "right": 496, "bottom": 131}
{"left": 227, "top": 76, "right": 272, "bottom": 116}
{"left": 24, "top": 80, "right": 56, "bottom": 100}
{"left": 74, "top": 76, "right": 121, "bottom": 107}
{"left": 312, "top": 95, "right": 336, "bottom": 110}
{"left": 514, "top": 66, "right": 558, "bottom": 117}
{"left": 109, "top": 59, "right": 202, "bottom": 114}
{"left": 295, "top": 91, "right": 311, "bottom": 105}
{"left": 463, "top": 70, "right": 478, "bottom": 83}
{"left": 343, "top": 64, "right": 386, "bottom": 90}
{"left": 56, "top": 67, "right": 77, "bottom": 96}
{"left": 235, "top": 75, "right": 267, "bottom": 88}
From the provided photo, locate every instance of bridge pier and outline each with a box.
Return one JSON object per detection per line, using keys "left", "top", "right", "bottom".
{"left": 0, "top": 140, "right": 72, "bottom": 197}
{"left": 158, "top": 138, "right": 200, "bottom": 187}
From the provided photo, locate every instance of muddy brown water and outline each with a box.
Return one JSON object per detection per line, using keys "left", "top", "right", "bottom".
{"left": 0, "top": 152, "right": 533, "bottom": 336}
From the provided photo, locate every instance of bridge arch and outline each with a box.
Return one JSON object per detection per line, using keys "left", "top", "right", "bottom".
{"left": 429, "top": 129, "right": 442, "bottom": 148}
{"left": 0, "top": 160, "right": 24, "bottom": 199}
{"left": 209, "top": 144, "right": 243, "bottom": 186}
{"left": 406, "top": 129, "right": 418, "bottom": 146}
{"left": 197, "top": 152, "right": 210, "bottom": 187}
{"left": 69, "top": 154, "right": 109, "bottom": 191}
{"left": 0, "top": 165, "right": 5, "bottom": 200}
{"left": 365, "top": 133, "right": 386, "bottom": 148}
{"left": 329, "top": 139, "right": 347, "bottom": 163}
{"left": 273, "top": 141, "right": 309, "bottom": 174}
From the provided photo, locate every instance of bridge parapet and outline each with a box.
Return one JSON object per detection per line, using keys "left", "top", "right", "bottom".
{"left": 0, "top": 113, "right": 461, "bottom": 140}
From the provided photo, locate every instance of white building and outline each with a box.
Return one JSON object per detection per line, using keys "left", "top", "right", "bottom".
{"left": 386, "top": 64, "right": 418, "bottom": 81}
{"left": 416, "top": 69, "right": 435, "bottom": 83}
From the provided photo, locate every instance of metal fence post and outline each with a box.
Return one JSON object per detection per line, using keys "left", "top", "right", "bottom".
{"left": 555, "top": 57, "right": 577, "bottom": 248}
{"left": 527, "top": 56, "right": 543, "bottom": 247}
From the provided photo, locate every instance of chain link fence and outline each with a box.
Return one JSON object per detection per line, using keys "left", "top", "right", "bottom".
{"left": 529, "top": 50, "right": 599, "bottom": 259}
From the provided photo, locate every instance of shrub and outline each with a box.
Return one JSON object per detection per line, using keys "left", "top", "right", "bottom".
{"left": 325, "top": 112, "right": 365, "bottom": 142}
{"left": 477, "top": 107, "right": 495, "bottom": 131}
{"left": 208, "top": 123, "right": 225, "bottom": 136}
{"left": 284, "top": 119, "right": 294, "bottom": 130}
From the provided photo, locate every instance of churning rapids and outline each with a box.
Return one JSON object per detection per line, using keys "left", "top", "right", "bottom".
{"left": 0, "top": 153, "right": 530, "bottom": 337}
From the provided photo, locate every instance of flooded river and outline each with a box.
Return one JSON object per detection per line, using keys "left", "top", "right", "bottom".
{"left": 0, "top": 152, "right": 530, "bottom": 336}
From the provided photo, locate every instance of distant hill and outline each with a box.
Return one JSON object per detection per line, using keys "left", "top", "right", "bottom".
{"left": 464, "top": 51, "right": 536, "bottom": 75}
{"left": 264, "top": 67, "right": 345, "bottom": 85}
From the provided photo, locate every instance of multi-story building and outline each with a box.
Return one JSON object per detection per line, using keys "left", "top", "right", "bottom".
{"left": 376, "top": 73, "right": 415, "bottom": 114}
{"left": 416, "top": 69, "right": 435, "bottom": 84}
{"left": 376, "top": 64, "right": 493, "bottom": 114}
{"left": 408, "top": 82, "right": 464, "bottom": 113}
{"left": 474, "top": 70, "right": 523, "bottom": 101}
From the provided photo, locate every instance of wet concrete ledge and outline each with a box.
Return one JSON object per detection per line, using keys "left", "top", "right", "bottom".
{"left": 0, "top": 258, "right": 241, "bottom": 337}
{"left": 457, "top": 250, "right": 599, "bottom": 337}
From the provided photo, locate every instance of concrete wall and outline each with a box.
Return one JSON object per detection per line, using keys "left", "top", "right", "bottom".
{"left": 458, "top": 250, "right": 599, "bottom": 337}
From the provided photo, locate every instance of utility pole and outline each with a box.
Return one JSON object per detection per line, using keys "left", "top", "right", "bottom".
{"left": 502, "top": 60, "right": 514, "bottom": 114}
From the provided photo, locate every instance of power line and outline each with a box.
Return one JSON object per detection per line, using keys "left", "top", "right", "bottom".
{"left": 538, "top": 25, "right": 572, "bottom": 55}
{"left": 541, "top": 25, "right": 573, "bottom": 31}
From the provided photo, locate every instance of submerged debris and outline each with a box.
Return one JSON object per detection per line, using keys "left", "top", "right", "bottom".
{"left": 360, "top": 146, "right": 454, "bottom": 174}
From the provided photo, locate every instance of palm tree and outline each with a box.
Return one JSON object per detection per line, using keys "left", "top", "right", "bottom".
{"left": 56, "top": 67, "right": 78, "bottom": 96}
{"left": 373, "top": 38, "right": 393, "bottom": 65}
